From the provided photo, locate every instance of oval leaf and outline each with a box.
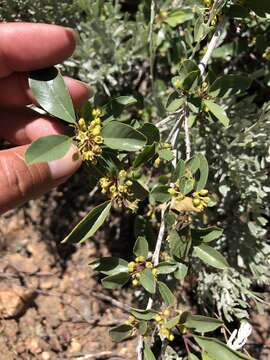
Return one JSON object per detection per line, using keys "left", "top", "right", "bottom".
{"left": 193, "top": 244, "right": 229, "bottom": 270}
{"left": 140, "top": 268, "right": 156, "bottom": 294}
{"left": 109, "top": 324, "right": 133, "bottom": 342}
{"left": 102, "top": 121, "right": 146, "bottom": 152}
{"left": 204, "top": 100, "right": 230, "bottom": 128}
{"left": 194, "top": 336, "right": 254, "bottom": 360}
{"left": 25, "top": 134, "right": 72, "bottom": 165}
{"left": 63, "top": 201, "right": 112, "bottom": 244}
{"left": 90, "top": 257, "right": 128, "bottom": 275}
{"left": 158, "top": 281, "right": 175, "bottom": 305}
{"left": 133, "top": 236, "right": 149, "bottom": 258}
{"left": 144, "top": 342, "right": 156, "bottom": 360}
{"left": 29, "top": 67, "right": 76, "bottom": 123}
{"left": 102, "top": 272, "right": 130, "bottom": 289}
{"left": 181, "top": 312, "right": 223, "bottom": 333}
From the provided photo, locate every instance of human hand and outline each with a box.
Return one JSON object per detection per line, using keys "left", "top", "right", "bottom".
{"left": 0, "top": 23, "right": 91, "bottom": 214}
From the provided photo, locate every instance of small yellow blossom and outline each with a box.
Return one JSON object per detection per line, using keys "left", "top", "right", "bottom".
{"left": 75, "top": 109, "right": 103, "bottom": 164}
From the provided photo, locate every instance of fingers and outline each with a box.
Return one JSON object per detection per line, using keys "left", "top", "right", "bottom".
{"left": 0, "top": 23, "right": 77, "bottom": 78}
{"left": 0, "top": 74, "right": 92, "bottom": 107}
{"left": 0, "top": 107, "right": 66, "bottom": 145}
{"left": 0, "top": 145, "right": 81, "bottom": 214}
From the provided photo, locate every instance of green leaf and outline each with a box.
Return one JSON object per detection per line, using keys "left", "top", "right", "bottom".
{"left": 114, "top": 96, "right": 137, "bottom": 106}
{"left": 174, "top": 263, "right": 188, "bottom": 280}
{"left": 165, "top": 9, "right": 193, "bottom": 27}
{"left": 179, "top": 177, "right": 195, "bottom": 195}
{"left": 188, "top": 354, "right": 200, "bottom": 360}
{"left": 158, "top": 281, "right": 175, "bottom": 305}
{"left": 193, "top": 244, "right": 229, "bottom": 269}
{"left": 181, "top": 312, "right": 223, "bottom": 333}
{"left": 202, "top": 352, "right": 215, "bottom": 360}
{"left": 168, "top": 230, "right": 186, "bottom": 259}
{"left": 138, "top": 321, "right": 148, "bottom": 335}
{"left": 139, "top": 123, "right": 160, "bottom": 144}
{"left": 194, "top": 336, "right": 254, "bottom": 360}
{"left": 102, "top": 272, "right": 130, "bottom": 289}
{"left": 204, "top": 100, "right": 230, "bottom": 128}
{"left": 209, "top": 75, "right": 252, "bottom": 98}
{"left": 172, "top": 159, "right": 185, "bottom": 182}
{"left": 140, "top": 268, "right": 156, "bottom": 294}
{"left": 90, "top": 257, "right": 128, "bottom": 275}
{"left": 150, "top": 185, "right": 171, "bottom": 203}
{"left": 165, "top": 314, "right": 181, "bottom": 329}
{"left": 133, "top": 236, "right": 149, "bottom": 258}
{"left": 186, "top": 155, "right": 200, "bottom": 174}
{"left": 191, "top": 227, "right": 223, "bottom": 243}
{"left": 29, "top": 67, "right": 76, "bottom": 124}
{"left": 109, "top": 324, "right": 133, "bottom": 343}
{"left": 25, "top": 135, "right": 72, "bottom": 165}
{"left": 133, "top": 144, "right": 156, "bottom": 168}
{"left": 102, "top": 121, "right": 147, "bottom": 152}
{"left": 130, "top": 308, "right": 157, "bottom": 321}
{"left": 158, "top": 149, "right": 175, "bottom": 161}
{"left": 156, "top": 261, "right": 178, "bottom": 274}
{"left": 166, "top": 92, "right": 184, "bottom": 112}
{"left": 195, "top": 154, "right": 209, "bottom": 191}
{"left": 143, "top": 342, "right": 156, "bottom": 360}
{"left": 63, "top": 201, "right": 112, "bottom": 244}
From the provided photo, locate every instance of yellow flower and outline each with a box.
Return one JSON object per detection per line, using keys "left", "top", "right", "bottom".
{"left": 92, "top": 108, "right": 102, "bottom": 117}
{"left": 119, "top": 170, "right": 127, "bottom": 177}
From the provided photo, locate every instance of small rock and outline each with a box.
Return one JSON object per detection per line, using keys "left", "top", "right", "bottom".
{"left": 69, "top": 338, "right": 82, "bottom": 353}
{"left": 41, "top": 351, "right": 51, "bottom": 360}
{"left": 7, "top": 253, "right": 39, "bottom": 273}
{"left": 0, "top": 286, "right": 34, "bottom": 318}
{"left": 24, "top": 336, "right": 42, "bottom": 354}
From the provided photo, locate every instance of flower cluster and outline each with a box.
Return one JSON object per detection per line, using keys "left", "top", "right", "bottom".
{"left": 99, "top": 170, "right": 138, "bottom": 210}
{"left": 75, "top": 108, "right": 103, "bottom": 163}
{"left": 155, "top": 309, "right": 175, "bottom": 341}
{"left": 128, "top": 256, "right": 157, "bottom": 286}
{"left": 192, "top": 189, "right": 210, "bottom": 211}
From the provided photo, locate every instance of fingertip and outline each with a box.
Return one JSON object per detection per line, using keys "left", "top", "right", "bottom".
{"left": 48, "top": 144, "right": 82, "bottom": 181}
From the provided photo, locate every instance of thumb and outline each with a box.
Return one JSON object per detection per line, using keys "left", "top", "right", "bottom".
{"left": 0, "top": 144, "right": 81, "bottom": 214}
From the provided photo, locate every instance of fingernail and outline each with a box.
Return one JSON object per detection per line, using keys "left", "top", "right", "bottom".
{"left": 48, "top": 145, "right": 81, "bottom": 181}
{"left": 65, "top": 27, "right": 80, "bottom": 45}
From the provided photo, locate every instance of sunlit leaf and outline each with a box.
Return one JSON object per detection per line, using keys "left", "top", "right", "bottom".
{"left": 63, "top": 201, "right": 112, "bottom": 243}
{"left": 29, "top": 67, "right": 76, "bottom": 123}
{"left": 90, "top": 257, "right": 128, "bottom": 275}
{"left": 158, "top": 281, "right": 175, "bottom": 305}
{"left": 25, "top": 135, "right": 72, "bottom": 165}
{"left": 102, "top": 121, "right": 147, "bottom": 151}
{"left": 133, "top": 236, "right": 149, "bottom": 258}
{"left": 181, "top": 312, "right": 223, "bottom": 332}
{"left": 194, "top": 336, "right": 254, "bottom": 360}
{"left": 193, "top": 244, "right": 229, "bottom": 269}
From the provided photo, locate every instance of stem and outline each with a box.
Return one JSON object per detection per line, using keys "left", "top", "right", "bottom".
{"left": 198, "top": 17, "right": 227, "bottom": 78}
{"left": 136, "top": 205, "right": 167, "bottom": 360}
{"left": 183, "top": 105, "right": 191, "bottom": 161}
{"left": 148, "top": 0, "right": 156, "bottom": 92}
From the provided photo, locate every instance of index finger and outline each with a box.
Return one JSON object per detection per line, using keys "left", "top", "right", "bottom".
{"left": 0, "top": 22, "right": 77, "bottom": 78}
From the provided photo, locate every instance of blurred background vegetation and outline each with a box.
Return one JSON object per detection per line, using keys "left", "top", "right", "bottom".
{"left": 1, "top": 0, "right": 269, "bottom": 327}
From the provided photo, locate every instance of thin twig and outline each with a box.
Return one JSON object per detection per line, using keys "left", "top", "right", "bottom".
{"left": 136, "top": 205, "right": 167, "bottom": 359}
{"left": 183, "top": 106, "right": 191, "bottom": 161}
{"left": 72, "top": 351, "right": 126, "bottom": 360}
{"left": 92, "top": 291, "right": 131, "bottom": 313}
{"left": 198, "top": 17, "right": 227, "bottom": 78}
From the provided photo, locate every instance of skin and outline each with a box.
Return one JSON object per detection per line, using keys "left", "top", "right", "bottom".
{"left": 0, "top": 23, "right": 91, "bottom": 214}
